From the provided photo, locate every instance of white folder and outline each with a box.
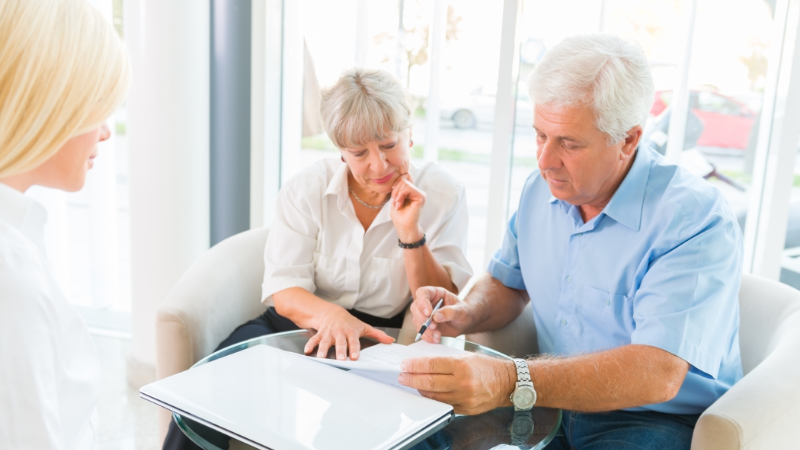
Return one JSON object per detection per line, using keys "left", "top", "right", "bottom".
{"left": 140, "top": 344, "right": 454, "bottom": 450}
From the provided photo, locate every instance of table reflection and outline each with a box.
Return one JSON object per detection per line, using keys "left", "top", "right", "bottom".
{"left": 411, "top": 407, "right": 560, "bottom": 450}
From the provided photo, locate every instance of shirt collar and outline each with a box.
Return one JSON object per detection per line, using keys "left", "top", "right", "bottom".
{"left": 324, "top": 160, "right": 351, "bottom": 207}
{"left": 601, "top": 146, "right": 651, "bottom": 231}
{"left": 546, "top": 145, "right": 652, "bottom": 232}
{"left": 0, "top": 182, "right": 48, "bottom": 245}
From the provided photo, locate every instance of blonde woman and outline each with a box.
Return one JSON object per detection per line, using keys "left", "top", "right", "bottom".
{"left": 163, "top": 68, "right": 472, "bottom": 449}
{"left": 0, "top": 1, "right": 130, "bottom": 449}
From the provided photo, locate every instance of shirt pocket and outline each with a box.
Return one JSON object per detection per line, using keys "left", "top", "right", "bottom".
{"left": 579, "top": 285, "right": 632, "bottom": 349}
{"left": 313, "top": 252, "right": 345, "bottom": 297}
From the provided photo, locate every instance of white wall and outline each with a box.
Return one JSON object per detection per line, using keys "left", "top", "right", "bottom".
{"left": 124, "top": 0, "right": 210, "bottom": 386}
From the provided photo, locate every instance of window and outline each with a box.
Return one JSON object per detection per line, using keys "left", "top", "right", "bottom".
{"left": 507, "top": 0, "right": 774, "bottom": 238}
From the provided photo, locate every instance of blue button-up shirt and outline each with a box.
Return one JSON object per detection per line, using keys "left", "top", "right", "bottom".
{"left": 488, "top": 145, "right": 743, "bottom": 414}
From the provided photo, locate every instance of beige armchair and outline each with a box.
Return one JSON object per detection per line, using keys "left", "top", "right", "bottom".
{"left": 155, "top": 228, "right": 270, "bottom": 439}
{"left": 691, "top": 274, "right": 800, "bottom": 449}
{"left": 156, "top": 226, "right": 800, "bottom": 448}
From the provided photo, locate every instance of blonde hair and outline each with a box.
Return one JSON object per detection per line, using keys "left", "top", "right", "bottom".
{"left": 0, "top": 0, "right": 131, "bottom": 178}
{"left": 320, "top": 68, "right": 413, "bottom": 149}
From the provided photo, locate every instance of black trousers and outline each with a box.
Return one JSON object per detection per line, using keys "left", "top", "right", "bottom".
{"left": 162, "top": 306, "right": 406, "bottom": 450}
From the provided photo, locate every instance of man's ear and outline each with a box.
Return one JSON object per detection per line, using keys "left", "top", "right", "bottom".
{"left": 621, "top": 125, "right": 643, "bottom": 159}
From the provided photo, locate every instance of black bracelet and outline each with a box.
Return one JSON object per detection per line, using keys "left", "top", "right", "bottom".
{"left": 398, "top": 234, "right": 426, "bottom": 249}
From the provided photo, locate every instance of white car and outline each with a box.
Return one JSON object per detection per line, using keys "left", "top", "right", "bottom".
{"left": 439, "top": 82, "right": 534, "bottom": 129}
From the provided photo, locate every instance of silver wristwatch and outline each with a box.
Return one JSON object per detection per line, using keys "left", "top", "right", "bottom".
{"left": 510, "top": 358, "right": 536, "bottom": 411}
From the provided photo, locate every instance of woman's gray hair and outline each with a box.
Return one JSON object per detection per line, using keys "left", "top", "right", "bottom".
{"left": 528, "top": 34, "right": 654, "bottom": 144}
{"left": 320, "top": 68, "right": 413, "bottom": 149}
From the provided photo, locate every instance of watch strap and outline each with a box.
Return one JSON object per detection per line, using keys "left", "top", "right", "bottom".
{"left": 511, "top": 358, "right": 535, "bottom": 411}
{"left": 514, "top": 358, "right": 533, "bottom": 385}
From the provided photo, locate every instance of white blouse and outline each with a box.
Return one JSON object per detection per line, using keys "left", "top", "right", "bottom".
{"left": 0, "top": 183, "right": 100, "bottom": 450}
{"left": 262, "top": 158, "right": 473, "bottom": 319}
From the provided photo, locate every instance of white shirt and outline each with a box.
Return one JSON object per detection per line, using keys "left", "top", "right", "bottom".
{"left": 262, "top": 158, "right": 472, "bottom": 318}
{"left": 0, "top": 183, "right": 100, "bottom": 450}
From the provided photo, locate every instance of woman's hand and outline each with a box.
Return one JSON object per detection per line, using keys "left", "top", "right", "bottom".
{"left": 303, "top": 306, "right": 395, "bottom": 360}
{"left": 390, "top": 172, "right": 426, "bottom": 243}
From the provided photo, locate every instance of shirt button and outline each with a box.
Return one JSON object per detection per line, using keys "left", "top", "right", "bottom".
{"left": 605, "top": 298, "right": 611, "bottom": 306}
{"left": 561, "top": 319, "right": 567, "bottom": 326}
{"left": 566, "top": 275, "right": 572, "bottom": 283}
{"left": 575, "top": 232, "right": 583, "bottom": 237}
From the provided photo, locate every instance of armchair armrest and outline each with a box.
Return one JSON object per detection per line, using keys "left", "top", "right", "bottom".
{"left": 156, "top": 228, "right": 270, "bottom": 379}
{"left": 155, "top": 228, "right": 269, "bottom": 439}
{"left": 692, "top": 311, "right": 800, "bottom": 449}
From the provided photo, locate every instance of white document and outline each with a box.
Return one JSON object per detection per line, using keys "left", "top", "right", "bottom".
{"left": 140, "top": 344, "right": 454, "bottom": 450}
{"left": 308, "top": 341, "right": 469, "bottom": 395}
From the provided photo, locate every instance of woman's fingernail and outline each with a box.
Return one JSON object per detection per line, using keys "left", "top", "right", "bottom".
{"left": 338, "top": 355, "right": 345, "bottom": 360}
{"left": 317, "top": 352, "right": 324, "bottom": 358}
{"left": 352, "top": 352, "right": 358, "bottom": 359}
{"left": 434, "top": 313, "right": 443, "bottom": 321}
{"left": 398, "top": 374, "right": 406, "bottom": 384}
{"left": 400, "top": 361, "right": 408, "bottom": 371}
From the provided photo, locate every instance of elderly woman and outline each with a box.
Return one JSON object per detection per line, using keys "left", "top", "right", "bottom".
{"left": 267, "top": 67, "right": 473, "bottom": 358}
{"left": 0, "top": 1, "right": 130, "bottom": 449}
{"left": 163, "top": 67, "right": 472, "bottom": 449}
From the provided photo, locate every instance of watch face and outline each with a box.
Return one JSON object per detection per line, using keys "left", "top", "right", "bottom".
{"left": 513, "top": 386, "right": 536, "bottom": 409}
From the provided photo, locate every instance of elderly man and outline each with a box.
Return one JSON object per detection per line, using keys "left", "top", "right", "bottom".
{"left": 400, "top": 34, "right": 742, "bottom": 449}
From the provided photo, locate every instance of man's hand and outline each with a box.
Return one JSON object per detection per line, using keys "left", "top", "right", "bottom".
{"left": 397, "top": 353, "right": 516, "bottom": 415}
{"left": 410, "top": 286, "right": 475, "bottom": 343}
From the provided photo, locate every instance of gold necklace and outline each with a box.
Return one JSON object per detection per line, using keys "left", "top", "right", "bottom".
{"left": 349, "top": 187, "right": 389, "bottom": 210}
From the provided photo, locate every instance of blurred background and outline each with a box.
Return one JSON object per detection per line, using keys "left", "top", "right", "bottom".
{"left": 27, "top": 0, "right": 800, "bottom": 447}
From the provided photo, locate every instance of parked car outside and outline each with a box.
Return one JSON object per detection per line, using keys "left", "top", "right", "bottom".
{"left": 651, "top": 89, "right": 757, "bottom": 149}
{"left": 439, "top": 82, "right": 534, "bottom": 129}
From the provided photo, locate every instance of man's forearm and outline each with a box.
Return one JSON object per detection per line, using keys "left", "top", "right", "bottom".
{"left": 521, "top": 344, "right": 689, "bottom": 412}
{"left": 462, "top": 273, "right": 529, "bottom": 334}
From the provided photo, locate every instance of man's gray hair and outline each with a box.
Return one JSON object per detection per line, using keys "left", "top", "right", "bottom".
{"left": 528, "top": 34, "right": 654, "bottom": 144}
{"left": 320, "top": 68, "right": 413, "bottom": 149}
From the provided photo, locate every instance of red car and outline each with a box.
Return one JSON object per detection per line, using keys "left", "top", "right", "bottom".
{"left": 651, "top": 90, "right": 757, "bottom": 149}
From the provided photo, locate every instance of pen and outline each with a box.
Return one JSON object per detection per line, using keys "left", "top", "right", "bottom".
{"left": 415, "top": 298, "right": 444, "bottom": 342}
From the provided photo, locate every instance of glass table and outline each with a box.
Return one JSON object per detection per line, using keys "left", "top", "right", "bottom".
{"left": 174, "top": 328, "right": 561, "bottom": 450}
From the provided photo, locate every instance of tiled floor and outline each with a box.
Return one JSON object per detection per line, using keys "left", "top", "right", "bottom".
{"left": 93, "top": 335, "right": 160, "bottom": 450}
